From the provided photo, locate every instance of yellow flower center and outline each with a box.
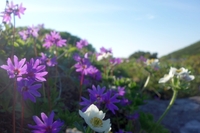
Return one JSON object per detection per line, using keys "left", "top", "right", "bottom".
{"left": 90, "top": 117, "right": 103, "bottom": 127}
{"left": 176, "top": 68, "right": 182, "bottom": 73}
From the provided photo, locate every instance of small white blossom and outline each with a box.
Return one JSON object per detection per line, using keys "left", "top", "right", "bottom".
{"left": 79, "top": 104, "right": 111, "bottom": 133}
{"left": 175, "top": 67, "right": 195, "bottom": 81}
{"left": 145, "top": 59, "right": 159, "bottom": 70}
{"left": 159, "top": 67, "right": 177, "bottom": 83}
{"left": 97, "top": 53, "right": 112, "bottom": 61}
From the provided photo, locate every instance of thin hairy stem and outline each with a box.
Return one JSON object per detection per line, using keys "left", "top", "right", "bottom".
{"left": 13, "top": 78, "right": 17, "bottom": 133}
{"left": 78, "top": 73, "right": 84, "bottom": 107}
{"left": 20, "top": 97, "right": 24, "bottom": 133}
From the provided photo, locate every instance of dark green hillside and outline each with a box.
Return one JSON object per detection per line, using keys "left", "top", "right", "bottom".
{"left": 161, "top": 40, "right": 200, "bottom": 59}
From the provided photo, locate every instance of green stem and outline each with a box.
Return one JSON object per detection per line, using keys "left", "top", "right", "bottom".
{"left": 140, "top": 74, "right": 151, "bottom": 93}
{"left": 33, "top": 37, "right": 37, "bottom": 57}
{"left": 79, "top": 73, "right": 84, "bottom": 105}
{"left": 151, "top": 89, "right": 178, "bottom": 132}
{"left": 13, "top": 78, "right": 17, "bottom": 133}
{"left": 20, "top": 97, "right": 24, "bottom": 133}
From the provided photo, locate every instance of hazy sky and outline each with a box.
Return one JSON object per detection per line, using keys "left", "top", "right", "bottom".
{"left": 1, "top": 0, "right": 200, "bottom": 58}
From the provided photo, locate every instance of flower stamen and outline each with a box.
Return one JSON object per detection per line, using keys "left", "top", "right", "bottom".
{"left": 90, "top": 117, "right": 103, "bottom": 127}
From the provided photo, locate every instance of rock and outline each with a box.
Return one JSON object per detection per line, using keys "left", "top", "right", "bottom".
{"left": 139, "top": 96, "right": 200, "bottom": 133}
{"left": 180, "top": 120, "right": 200, "bottom": 133}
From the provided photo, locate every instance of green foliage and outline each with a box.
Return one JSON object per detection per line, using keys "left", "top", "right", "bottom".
{"left": 129, "top": 51, "right": 158, "bottom": 59}
{"left": 57, "top": 110, "right": 82, "bottom": 128}
{"left": 139, "top": 112, "right": 170, "bottom": 133}
{"left": 161, "top": 40, "right": 200, "bottom": 59}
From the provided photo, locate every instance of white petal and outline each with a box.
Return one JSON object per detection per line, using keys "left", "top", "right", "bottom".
{"left": 159, "top": 74, "right": 171, "bottom": 83}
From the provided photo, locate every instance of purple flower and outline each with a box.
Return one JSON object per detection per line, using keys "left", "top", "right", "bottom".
{"left": 23, "top": 58, "right": 48, "bottom": 82}
{"left": 74, "top": 53, "right": 91, "bottom": 75}
{"left": 17, "top": 80, "right": 41, "bottom": 102}
{"left": 76, "top": 39, "right": 88, "bottom": 49}
{"left": 1, "top": 1, "right": 26, "bottom": 23}
{"left": 1, "top": 55, "right": 27, "bottom": 81}
{"left": 80, "top": 96, "right": 96, "bottom": 111}
{"left": 96, "top": 47, "right": 112, "bottom": 61}
{"left": 100, "top": 47, "right": 112, "bottom": 54}
{"left": 116, "top": 129, "right": 132, "bottom": 133}
{"left": 1, "top": 11, "right": 12, "bottom": 23}
{"left": 103, "top": 90, "right": 120, "bottom": 114}
{"left": 137, "top": 56, "right": 147, "bottom": 62}
{"left": 27, "top": 25, "right": 39, "bottom": 38}
{"left": 110, "top": 58, "right": 123, "bottom": 66}
{"left": 88, "top": 85, "right": 106, "bottom": 103}
{"left": 127, "top": 112, "right": 139, "bottom": 121}
{"left": 119, "top": 98, "right": 130, "bottom": 106}
{"left": 19, "top": 30, "right": 29, "bottom": 40}
{"left": 28, "top": 111, "right": 63, "bottom": 133}
{"left": 87, "top": 66, "right": 102, "bottom": 80}
{"left": 43, "top": 31, "right": 67, "bottom": 48}
{"left": 39, "top": 53, "right": 57, "bottom": 67}
{"left": 117, "top": 86, "right": 125, "bottom": 96}
{"left": 14, "top": 3, "right": 26, "bottom": 18}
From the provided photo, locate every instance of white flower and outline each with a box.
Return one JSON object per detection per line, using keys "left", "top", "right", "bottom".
{"left": 175, "top": 67, "right": 195, "bottom": 81}
{"left": 159, "top": 67, "right": 177, "bottom": 83}
{"left": 145, "top": 59, "right": 159, "bottom": 70}
{"left": 79, "top": 104, "right": 111, "bottom": 133}
{"left": 97, "top": 53, "right": 112, "bottom": 61}
{"left": 104, "top": 127, "right": 111, "bottom": 133}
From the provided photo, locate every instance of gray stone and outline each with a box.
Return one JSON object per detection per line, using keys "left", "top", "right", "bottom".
{"left": 139, "top": 96, "right": 200, "bottom": 133}
{"left": 180, "top": 120, "right": 200, "bottom": 133}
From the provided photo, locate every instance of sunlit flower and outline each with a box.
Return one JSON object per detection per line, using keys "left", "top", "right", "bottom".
{"left": 28, "top": 111, "right": 63, "bottom": 133}
{"left": 23, "top": 58, "right": 48, "bottom": 82}
{"left": 14, "top": 3, "right": 26, "bottom": 18}
{"left": 1, "top": 55, "right": 27, "bottom": 81}
{"left": 1, "top": 1, "right": 26, "bottom": 23}
{"left": 158, "top": 67, "right": 177, "bottom": 83}
{"left": 76, "top": 39, "right": 88, "bottom": 49}
{"left": 79, "top": 104, "right": 111, "bottom": 133}
{"left": 19, "top": 30, "right": 29, "bottom": 40}
{"left": 27, "top": 25, "right": 39, "bottom": 38}
{"left": 43, "top": 31, "right": 67, "bottom": 48}
{"left": 74, "top": 53, "right": 91, "bottom": 75}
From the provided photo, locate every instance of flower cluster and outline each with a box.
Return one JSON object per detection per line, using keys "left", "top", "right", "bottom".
{"left": 19, "top": 25, "right": 42, "bottom": 40}
{"left": 1, "top": 55, "right": 48, "bottom": 102}
{"left": 159, "top": 67, "right": 195, "bottom": 83}
{"left": 74, "top": 53, "right": 102, "bottom": 80}
{"left": 80, "top": 85, "right": 124, "bottom": 114}
{"left": 43, "top": 31, "right": 67, "bottom": 48}
{"left": 1, "top": 1, "right": 26, "bottom": 23}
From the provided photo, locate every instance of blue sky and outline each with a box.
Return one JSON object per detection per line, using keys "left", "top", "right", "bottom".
{"left": 1, "top": 0, "right": 200, "bottom": 58}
